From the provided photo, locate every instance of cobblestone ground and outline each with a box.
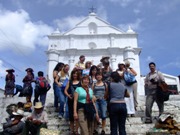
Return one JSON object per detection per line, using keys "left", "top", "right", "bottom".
{"left": 0, "top": 94, "right": 180, "bottom": 134}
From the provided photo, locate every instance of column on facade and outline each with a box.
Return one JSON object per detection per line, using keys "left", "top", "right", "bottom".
{"left": 66, "top": 48, "right": 77, "bottom": 71}
{"left": 123, "top": 46, "right": 135, "bottom": 65}
{"left": 69, "top": 34, "right": 74, "bottom": 48}
{"left": 46, "top": 50, "right": 59, "bottom": 93}
{"left": 107, "top": 47, "right": 120, "bottom": 71}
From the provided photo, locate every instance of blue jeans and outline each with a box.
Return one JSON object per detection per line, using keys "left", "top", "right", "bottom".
{"left": 33, "top": 87, "right": 47, "bottom": 106}
{"left": 109, "top": 103, "right": 127, "bottom": 135}
{"left": 58, "top": 87, "right": 66, "bottom": 116}
{"left": 64, "top": 97, "right": 69, "bottom": 120}
{"left": 96, "top": 99, "right": 107, "bottom": 120}
{"left": 53, "top": 83, "right": 59, "bottom": 108}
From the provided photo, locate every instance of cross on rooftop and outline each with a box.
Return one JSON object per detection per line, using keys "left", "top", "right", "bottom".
{"left": 89, "top": 6, "right": 96, "bottom": 13}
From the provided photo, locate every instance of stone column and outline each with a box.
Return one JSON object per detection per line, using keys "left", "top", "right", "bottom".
{"left": 107, "top": 47, "right": 120, "bottom": 71}
{"left": 123, "top": 46, "right": 135, "bottom": 65}
{"left": 66, "top": 48, "right": 77, "bottom": 71}
{"left": 46, "top": 50, "right": 59, "bottom": 94}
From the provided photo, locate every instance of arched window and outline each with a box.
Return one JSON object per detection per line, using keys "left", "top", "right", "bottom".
{"left": 88, "top": 22, "right": 97, "bottom": 34}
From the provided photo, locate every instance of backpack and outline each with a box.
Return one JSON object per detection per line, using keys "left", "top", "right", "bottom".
{"left": 123, "top": 71, "right": 136, "bottom": 86}
{"left": 37, "top": 77, "right": 49, "bottom": 90}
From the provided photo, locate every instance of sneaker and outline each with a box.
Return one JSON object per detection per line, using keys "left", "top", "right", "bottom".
{"left": 58, "top": 115, "right": 63, "bottom": 119}
{"left": 101, "top": 130, "right": 105, "bottom": 135}
{"left": 144, "top": 119, "right": 152, "bottom": 124}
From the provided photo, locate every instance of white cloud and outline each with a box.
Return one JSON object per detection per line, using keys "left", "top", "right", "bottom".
{"left": 161, "top": 59, "right": 180, "bottom": 69}
{"left": 157, "top": 0, "right": 180, "bottom": 15}
{"left": 133, "top": 9, "right": 140, "bottom": 14}
{"left": 146, "top": 56, "right": 154, "bottom": 62}
{"left": 108, "top": 0, "right": 134, "bottom": 7}
{"left": 37, "top": 0, "right": 59, "bottom": 6}
{"left": 117, "top": 18, "right": 143, "bottom": 32}
{"left": 53, "top": 16, "right": 85, "bottom": 32}
{"left": 0, "top": 9, "right": 53, "bottom": 54}
{"left": 0, "top": 60, "right": 6, "bottom": 77}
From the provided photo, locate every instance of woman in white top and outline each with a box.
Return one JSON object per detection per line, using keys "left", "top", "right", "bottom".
{"left": 55, "top": 64, "right": 69, "bottom": 119}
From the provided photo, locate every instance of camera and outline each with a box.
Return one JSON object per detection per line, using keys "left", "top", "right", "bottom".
{"left": 150, "top": 79, "right": 155, "bottom": 83}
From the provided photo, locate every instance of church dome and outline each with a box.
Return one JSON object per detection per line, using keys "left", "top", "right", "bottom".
{"left": 126, "top": 26, "right": 135, "bottom": 34}
{"left": 51, "top": 28, "right": 61, "bottom": 35}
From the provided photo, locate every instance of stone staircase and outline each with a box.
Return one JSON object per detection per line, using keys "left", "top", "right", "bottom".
{"left": 45, "top": 93, "right": 180, "bottom": 135}
{"left": 0, "top": 94, "right": 180, "bottom": 135}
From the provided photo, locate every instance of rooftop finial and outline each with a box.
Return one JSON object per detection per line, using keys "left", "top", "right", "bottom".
{"left": 89, "top": 6, "right": 96, "bottom": 13}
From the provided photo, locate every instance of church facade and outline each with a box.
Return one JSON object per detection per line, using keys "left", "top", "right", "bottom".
{"left": 47, "top": 12, "right": 179, "bottom": 95}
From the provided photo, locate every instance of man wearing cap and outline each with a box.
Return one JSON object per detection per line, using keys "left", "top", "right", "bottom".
{"left": 24, "top": 102, "right": 48, "bottom": 135}
{"left": 1, "top": 109, "right": 25, "bottom": 135}
{"left": 5, "top": 69, "right": 15, "bottom": 97}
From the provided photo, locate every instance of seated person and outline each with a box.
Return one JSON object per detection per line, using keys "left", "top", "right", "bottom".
{"left": 24, "top": 96, "right": 32, "bottom": 112}
{"left": 24, "top": 102, "right": 48, "bottom": 135}
{"left": 1, "top": 109, "right": 25, "bottom": 135}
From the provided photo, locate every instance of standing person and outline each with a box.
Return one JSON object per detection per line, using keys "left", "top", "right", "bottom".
{"left": 144, "top": 62, "right": 165, "bottom": 123}
{"left": 92, "top": 72, "right": 108, "bottom": 135}
{"left": 64, "top": 69, "right": 81, "bottom": 135}
{"left": 116, "top": 62, "right": 126, "bottom": 85}
{"left": 105, "top": 72, "right": 128, "bottom": 135}
{"left": 89, "top": 65, "right": 99, "bottom": 88}
{"left": 22, "top": 68, "right": 34, "bottom": 102}
{"left": 74, "top": 75, "right": 99, "bottom": 135}
{"left": 55, "top": 64, "right": 70, "bottom": 119}
{"left": 4, "top": 69, "right": 15, "bottom": 97}
{"left": 124, "top": 61, "right": 137, "bottom": 117}
{"left": 53, "top": 62, "right": 64, "bottom": 112}
{"left": 33, "top": 71, "right": 51, "bottom": 106}
{"left": 101, "top": 58, "right": 112, "bottom": 84}
{"left": 25, "top": 102, "right": 48, "bottom": 135}
{"left": 82, "top": 61, "right": 92, "bottom": 76}
{"left": 74, "top": 55, "right": 86, "bottom": 77}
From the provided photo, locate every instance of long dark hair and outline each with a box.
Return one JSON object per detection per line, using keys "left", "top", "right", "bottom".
{"left": 53, "top": 62, "right": 64, "bottom": 71}
{"left": 111, "top": 71, "right": 120, "bottom": 83}
{"left": 89, "top": 65, "right": 99, "bottom": 76}
{"left": 70, "top": 69, "right": 81, "bottom": 81}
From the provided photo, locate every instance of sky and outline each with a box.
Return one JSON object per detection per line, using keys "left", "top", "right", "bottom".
{"left": 0, "top": 0, "right": 180, "bottom": 88}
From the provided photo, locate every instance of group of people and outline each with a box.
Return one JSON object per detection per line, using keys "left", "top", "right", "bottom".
{"left": 52, "top": 55, "right": 166, "bottom": 135}
{"left": 2, "top": 54, "right": 166, "bottom": 135}
{"left": 0, "top": 101, "right": 48, "bottom": 135}
{"left": 4, "top": 68, "right": 51, "bottom": 107}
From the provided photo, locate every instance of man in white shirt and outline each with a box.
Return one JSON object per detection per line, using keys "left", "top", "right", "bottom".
{"left": 24, "top": 102, "right": 48, "bottom": 134}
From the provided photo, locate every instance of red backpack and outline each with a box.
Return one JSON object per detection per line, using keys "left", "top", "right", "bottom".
{"left": 37, "top": 77, "right": 49, "bottom": 90}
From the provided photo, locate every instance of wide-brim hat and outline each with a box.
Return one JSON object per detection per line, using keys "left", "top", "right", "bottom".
{"left": 25, "top": 68, "right": 33, "bottom": 72}
{"left": 124, "top": 60, "right": 130, "bottom": 65}
{"left": 6, "top": 69, "right": 15, "bottom": 73}
{"left": 12, "top": 109, "right": 24, "bottom": 116}
{"left": 100, "top": 56, "right": 110, "bottom": 62}
{"left": 118, "top": 61, "right": 125, "bottom": 65}
{"left": 34, "top": 102, "right": 43, "bottom": 109}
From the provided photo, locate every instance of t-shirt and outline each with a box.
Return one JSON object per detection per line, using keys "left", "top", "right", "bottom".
{"left": 75, "top": 87, "right": 93, "bottom": 104}
{"left": 109, "top": 82, "right": 126, "bottom": 102}
{"left": 75, "top": 62, "right": 85, "bottom": 70}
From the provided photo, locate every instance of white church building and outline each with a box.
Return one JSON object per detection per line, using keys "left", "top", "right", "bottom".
{"left": 47, "top": 12, "right": 179, "bottom": 95}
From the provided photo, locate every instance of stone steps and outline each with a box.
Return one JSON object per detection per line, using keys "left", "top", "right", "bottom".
{"left": 0, "top": 94, "right": 180, "bottom": 134}
{"left": 44, "top": 94, "right": 180, "bottom": 134}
